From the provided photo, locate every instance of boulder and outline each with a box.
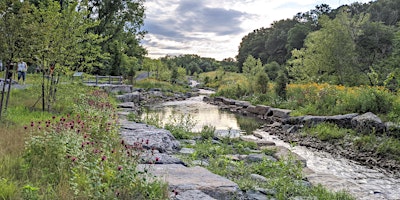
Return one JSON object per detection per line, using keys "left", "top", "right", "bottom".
{"left": 138, "top": 164, "right": 243, "bottom": 200}
{"left": 245, "top": 154, "right": 277, "bottom": 163}
{"left": 246, "top": 105, "right": 258, "bottom": 115}
{"left": 351, "top": 112, "right": 385, "bottom": 134}
{"left": 235, "top": 101, "right": 251, "bottom": 108}
{"left": 120, "top": 120, "right": 180, "bottom": 153}
{"left": 255, "top": 105, "right": 271, "bottom": 116}
{"left": 222, "top": 98, "right": 236, "bottom": 105}
{"left": 269, "top": 108, "right": 291, "bottom": 119}
{"left": 303, "top": 116, "right": 327, "bottom": 127}
{"left": 326, "top": 113, "right": 359, "bottom": 128}
{"left": 116, "top": 92, "right": 140, "bottom": 103}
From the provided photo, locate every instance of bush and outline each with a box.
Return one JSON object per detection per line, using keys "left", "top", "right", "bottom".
{"left": 200, "top": 125, "right": 215, "bottom": 140}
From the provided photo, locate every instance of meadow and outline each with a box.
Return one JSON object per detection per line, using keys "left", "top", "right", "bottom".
{"left": 0, "top": 74, "right": 168, "bottom": 199}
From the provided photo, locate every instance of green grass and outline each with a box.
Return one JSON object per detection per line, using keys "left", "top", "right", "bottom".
{"left": 179, "top": 137, "right": 355, "bottom": 200}
{"left": 302, "top": 123, "right": 354, "bottom": 141}
{"left": 0, "top": 79, "right": 169, "bottom": 199}
{"left": 303, "top": 123, "right": 400, "bottom": 162}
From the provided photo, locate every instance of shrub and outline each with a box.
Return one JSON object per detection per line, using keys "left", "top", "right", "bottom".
{"left": 200, "top": 125, "right": 215, "bottom": 140}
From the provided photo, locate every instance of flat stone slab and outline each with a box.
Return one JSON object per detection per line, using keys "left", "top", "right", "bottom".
{"left": 173, "top": 189, "right": 216, "bottom": 200}
{"left": 120, "top": 120, "right": 180, "bottom": 153}
{"left": 138, "top": 164, "right": 242, "bottom": 200}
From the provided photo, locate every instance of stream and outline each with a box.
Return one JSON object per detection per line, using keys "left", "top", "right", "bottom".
{"left": 142, "top": 90, "right": 400, "bottom": 200}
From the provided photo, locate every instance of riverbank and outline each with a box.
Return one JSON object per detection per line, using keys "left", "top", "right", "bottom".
{"left": 113, "top": 86, "right": 359, "bottom": 199}
{"left": 204, "top": 96, "right": 400, "bottom": 177}
{"left": 110, "top": 83, "right": 400, "bottom": 199}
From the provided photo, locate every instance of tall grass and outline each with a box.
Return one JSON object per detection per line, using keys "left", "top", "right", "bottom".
{"left": 202, "top": 72, "right": 399, "bottom": 122}
{"left": 0, "top": 80, "right": 169, "bottom": 199}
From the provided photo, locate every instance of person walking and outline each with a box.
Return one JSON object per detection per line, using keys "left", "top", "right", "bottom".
{"left": 17, "top": 60, "right": 28, "bottom": 84}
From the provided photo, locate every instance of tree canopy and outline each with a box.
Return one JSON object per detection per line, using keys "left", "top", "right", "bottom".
{"left": 0, "top": 0, "right": 146, "bottom": 76}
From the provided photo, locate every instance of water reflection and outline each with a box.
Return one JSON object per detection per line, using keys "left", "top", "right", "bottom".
{"left": 141, "top": 95, "right": 263, "bottom": 136}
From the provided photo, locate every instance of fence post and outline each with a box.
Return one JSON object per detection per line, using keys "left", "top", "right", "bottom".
{"left": 109, "top": 76, "right": 111, "bottom": 84}
{"left": 96, "top": 75, "right": 98, "bottom": 85}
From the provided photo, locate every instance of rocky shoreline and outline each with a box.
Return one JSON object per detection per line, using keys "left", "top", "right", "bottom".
{"left": 104, "top": 84, "right": 399, "bottom": 199}
{"left": 204, "top": 96, "right": 400, "bottom": 177}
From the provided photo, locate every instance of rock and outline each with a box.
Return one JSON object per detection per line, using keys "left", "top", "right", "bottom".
{"left": 246, "top": 105, "right": 258, "bottom": 115}
{"left": 98, "top": 84, "right": 132, "bottom": 94}
{"left": 117, "top": 102, "right": 135, "bottom": 109}
{"left": 269, "top": 122, "right": 282, "bottom": 128}
{"left": 303, "top": 116, "right": 327, "bottom": 127}
{"left": 295, "top": 180, "right": 312, "bottom": 188}
{"left": 269, "top": 108, "right": 291, "bottom": 119}
{"left": 255, "top": 105, "right": 271, "bottom": 116}
{"left": 120, "top": 121, "right": 180, "bottom": 153}
{"left": 250, "top": 174, "right": 268, "bottom": 182}
{"left": 203, "top": 96, "right": 211, "bottom": 102}
{"left": 385, "top": 122, "right": 400, "bottom": 137}
{"left": 351, "top": 112, "right": 385, "bottom": 134}
{"left": 253, "top": 132, "right": 264, "bottom": 139}
{"left": 246, "top": 154, "right": 277, "bottom": 163}
{"left": 235, "top": 100, "right": 251, "bottom": 108}
{"left": 138, "top": 164, "right": 243, "bottom": 200}
{"left": 326, "top": 113, "right": 359, "bottom": 129}
{"left": 179, "top": 148, "right": 195, "bottom": 155}
{"left": 213, "top": 97, "right": 224, "bottom": 103}
{"left": 284, "top": 116, "right": 305, "bottom": 125}
{"left": 142, "top": 153, "right": 186, "bottom": 165}
{"left": 222, "top": 98, "right": 236, "bottom": 105}
{"left": 192, "top": 160, "right": 210, "bottom": 166}
{"left": 245, "top": 190, "right": 269, "bottom": 200}
{"left": 181, "top": 139, "right": 196, "bottom": 146}
{"left": 256, "top": 141, "right": 276, "bottom": 147}
{"left": 173, "top": 190, "right": 216, "bottom": 200}
{"left": 225, "top": 154, "right": 241, "bottom": 161}
{"left": 115, "top": 92, "right": 140, "bottom": 103}
{"left": 284, "top": 125, "right": 299, "bottom": 134}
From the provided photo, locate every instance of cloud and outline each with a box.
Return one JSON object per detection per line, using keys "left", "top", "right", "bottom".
{"left": 142, "top": 0, "right": 251, "bottom": 60}
{"left": 142, "top": 0, "right": 373, "bottom": 60}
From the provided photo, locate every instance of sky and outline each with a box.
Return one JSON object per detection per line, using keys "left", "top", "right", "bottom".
{"left": 141, "top": 0, "right": 372, "bottom": 61}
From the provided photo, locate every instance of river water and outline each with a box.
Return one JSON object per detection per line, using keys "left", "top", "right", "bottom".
{"left": 142, "top": 90, "right": 400, "bottom": 200}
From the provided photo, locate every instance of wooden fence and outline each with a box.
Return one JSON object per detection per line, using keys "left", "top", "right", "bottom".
{"left": 73, "top": 74, "right": 124, "bottom": 85}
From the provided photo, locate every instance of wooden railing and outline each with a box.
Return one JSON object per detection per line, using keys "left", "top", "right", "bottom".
{"left": 79, "top": 75, "right": 124, "bottom": 85}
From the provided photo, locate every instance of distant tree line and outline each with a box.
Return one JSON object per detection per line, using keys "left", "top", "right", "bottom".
{"left": 0, "top": 0, "right": 146, "bottom": 76}
{"left": 236, "top": 0, "right": 400, "bottom": 88}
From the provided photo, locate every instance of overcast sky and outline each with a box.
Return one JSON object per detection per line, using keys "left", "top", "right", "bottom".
{"left": 142, "top": 0, "right": 372, "bottom": 61}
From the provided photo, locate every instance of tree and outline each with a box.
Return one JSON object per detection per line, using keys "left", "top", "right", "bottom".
{"left": 0, "top": 0, "right": 31, "bottom": 62}
{"left": 356, "top": 21, "right": 394, "bottom": 85}
{"left": 255, "top": 71, "right": 269, "bottom": 94}
{"left": 264, "top": 61, "right": 280, "bottom": 81}
{"left": 242, "top": 55, "right": 263, "bottom": 77}
{"left": 289, "top": 9, "right": 367, "bottom": 85}
{"left": 88, "top": 0, "right": 146, "bottom": 75}
{"left": 275, "top": 72, "right": 288, "bottom": 100}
